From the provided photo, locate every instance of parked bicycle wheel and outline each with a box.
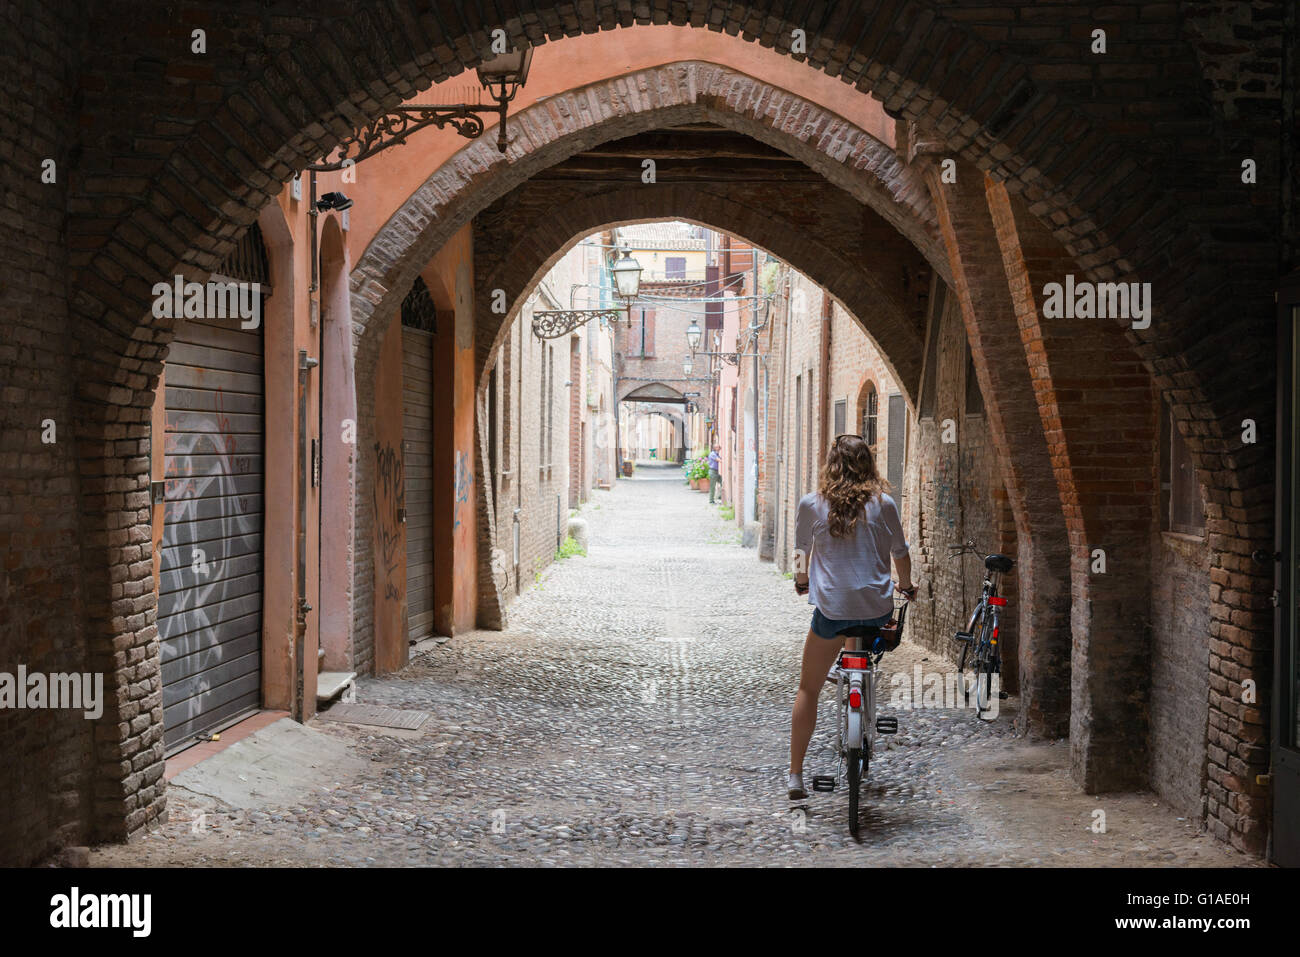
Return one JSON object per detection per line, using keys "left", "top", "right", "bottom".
{"left": 958, "top": 607, "right": 985, "bottom": 674}
{"left": 972, "top": 639, "right": 998, "bottom": 712}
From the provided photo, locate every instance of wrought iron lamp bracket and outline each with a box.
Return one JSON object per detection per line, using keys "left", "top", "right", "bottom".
{"left": 532, "top": 308, "right": 627, "bottom": 339}
{"left": 307, "top": 103, "right": 502, "bottom": 171}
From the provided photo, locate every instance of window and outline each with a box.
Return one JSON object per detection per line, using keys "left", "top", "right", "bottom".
{"left": 546, "top": 345, "right": 555, "bottom": 470}
{"left": 639, "top": 308, "right": 655, "bottom": 357}
{"left": 862, "top": 384, "right": 878, "bottom": 447}
{"left": 833, "top": 399, "right": 846, "bottom": 438}
{"left": 806, "top": 371, "right": 815, "bottom": 491}
{"left": 794, "top": 374, "right": 803, "bottom": 502}
{"left": 539, "top": 337, "right": 547, "bottom": 467}
{"left": 1160, "top": 401, "right": 1205, "bottom": 535}
{"left": 665, "top": 256, "right": 686, "bottom": 279}
{"left": 489, "top": 364, "right": 498, "bottom": 500}
{"left": 887, "top": 393, "right": 906, "bottom": 495}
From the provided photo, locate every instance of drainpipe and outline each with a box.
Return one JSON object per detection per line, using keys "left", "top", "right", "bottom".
{"left": 751, "top": 254, "right": 760, "bottom": 524}
{"left": 778, "top": 270, "right": 793, "bottom": 566}
{"left": 296, "top": 348, "right": 318, "bottom": 720}
{"left": 818, "top": 292, "right": 831, "bottom": 468}
{"left": 297, "top": 170, "right": 322, "bottom": 721}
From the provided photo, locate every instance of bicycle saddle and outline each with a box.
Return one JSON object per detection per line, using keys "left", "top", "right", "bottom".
{"left": 984, "top": 553, "right": 1015, "bottom": 573}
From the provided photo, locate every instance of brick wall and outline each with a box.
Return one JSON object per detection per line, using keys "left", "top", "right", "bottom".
{"left": 0, "top": 0, "right": 97, "bottom": 866}
{"left": 488, "top": 295, "right": 579, "bottom": 606}
{"left": 826, "top": 302, "right": 903, "bottom": 498}
{"left": 901, "top": 282, "right": 1020, "bottom": 689}
{"left": 774, "top": 272, "right": 827, "bottom": 573}
{"left": 1151, "top": 532, "right": 1213, "bottom": 820}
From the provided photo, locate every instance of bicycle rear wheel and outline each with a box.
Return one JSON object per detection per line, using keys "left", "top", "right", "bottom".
{"left": 847, "top": 747, "right": 862, "bottom": 838}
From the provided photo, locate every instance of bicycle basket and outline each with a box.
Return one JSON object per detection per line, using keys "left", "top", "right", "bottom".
{"left": 873, "top": 622, "right": 902, "bottom": 652}
{"left": 874, "top": 596, "right": 910, "bottom": 652}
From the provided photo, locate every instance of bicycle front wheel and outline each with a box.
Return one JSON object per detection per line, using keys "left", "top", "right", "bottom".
{"left": 959, "top": 607, "right": 985, "bottom": 674}
{"left": 974, "top": 647, "right": 993, "bottom": 713}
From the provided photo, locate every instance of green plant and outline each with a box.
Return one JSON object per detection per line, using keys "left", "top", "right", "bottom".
{"left": 718, "top": 504, "right": 735, "bottom": 521}
{"left": 688, "top": 458, "right": 710, "bottom": 481}
{"left": 554, "top": 534, "right": 587, "bottom": 561}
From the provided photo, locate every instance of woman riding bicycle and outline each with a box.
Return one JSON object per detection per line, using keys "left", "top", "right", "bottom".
{"left": 788, "top": 433, "right": 916, "bottom": 800}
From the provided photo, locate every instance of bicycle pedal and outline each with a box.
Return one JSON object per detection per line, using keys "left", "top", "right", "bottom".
{"left": 953, "top": 632, "right": 973, "bottom": 643}
{"left": 875, "top": 716, "right": 898, "bottom": 734}
{"left": 811, "top": 776, "right": 837, "bottom": 792}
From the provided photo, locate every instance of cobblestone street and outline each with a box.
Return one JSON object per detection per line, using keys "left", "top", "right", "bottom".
{"left": 94, "top": 466, "right": 1256, "bottom": 867}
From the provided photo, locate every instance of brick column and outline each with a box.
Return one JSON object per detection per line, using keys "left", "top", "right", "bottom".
{"left": 923, "top": 160, "right": 1073, "bottom": 740}
{"left": 75, "top": 363, "right": 169, "bottom": 843}
{"left": 986, "top": 178, "right": 1155, "bottom": 791}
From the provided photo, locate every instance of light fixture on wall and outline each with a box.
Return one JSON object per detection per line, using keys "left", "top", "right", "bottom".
{"left": 305, "top": 43, "right": 534, "bottom": 173}
{"left": 686, "top": 319, "right": 702, "bottom": 353}
{"left": 476, "top": 45, "right": 534, "bottom": 152}
{"left": 532, "top": 246, "right": 644, "bottom": 339}
{"left": 682, "top": 353, "right": 693, "bottom": 376}
{"left": 609, "top": 247, "right": 644, "bottom": 302}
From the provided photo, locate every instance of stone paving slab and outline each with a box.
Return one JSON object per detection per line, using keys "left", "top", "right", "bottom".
{"left": 91, "top": 475, "right": 1259, "bottom": 867}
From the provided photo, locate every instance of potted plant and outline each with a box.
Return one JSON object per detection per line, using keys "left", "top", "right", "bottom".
{"left": 690, "top": 458, "right": 711, "bottom": 490}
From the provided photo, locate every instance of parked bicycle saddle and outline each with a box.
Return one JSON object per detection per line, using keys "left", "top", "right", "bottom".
{"left": 984, "top": 553, "right": 1015, "bottom": 573}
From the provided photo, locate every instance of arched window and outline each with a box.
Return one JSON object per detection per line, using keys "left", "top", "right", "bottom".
{"left": 861, "top": 383, "right": 879, "bottom": 447}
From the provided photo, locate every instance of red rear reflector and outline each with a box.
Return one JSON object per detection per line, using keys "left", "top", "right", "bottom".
{"left": 992, "top": 627, "right": 999, "bottom": 640}
{"left": 988, "top": 596, "right": 1007, "bottom": 606}
{"left": 842, "top": 656, "right": 868, "bottom": 669}
{"left": 848, "top": 690, "right": 862, "bottom": 709}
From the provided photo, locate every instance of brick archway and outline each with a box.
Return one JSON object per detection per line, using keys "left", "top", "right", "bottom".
{"left": 478, "top": 197, "right": 925, "bottom": 398}
{"left": 344, "top": 63, "right": 949, "bottom": 665}
{"left": 52, "top": 6, "right": 1282, "bottom": 854}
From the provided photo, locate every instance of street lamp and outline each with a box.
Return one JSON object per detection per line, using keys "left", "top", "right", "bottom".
{"left": 531, "top": 246, "right": 644, "bottom": 339}
{"left": 610, "top": 247, "right": 643, "bottom": 302}
{"left": 686, "top": 319, "right": 702, "bottom": 353}
{"left": 477, "top": 45, "right": 535, "bottom": 152}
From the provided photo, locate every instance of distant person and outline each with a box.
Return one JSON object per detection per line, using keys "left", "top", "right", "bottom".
{"left": 707, "top": 444, "right": 721, "bottom": 504}
{"left": 787, "top": 434, "right": 917, "bottom": 801}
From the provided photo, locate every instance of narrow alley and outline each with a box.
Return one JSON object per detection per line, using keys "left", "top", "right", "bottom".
{"left": 92, "top": 467, "right": 1250, "bottom": 867}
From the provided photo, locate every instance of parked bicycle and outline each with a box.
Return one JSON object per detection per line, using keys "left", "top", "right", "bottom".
{"left": 811, "top": 591, "right": 911, "bottom": 839}
{"left": 949, "top": 540, "right": 1014, "bottom": 717}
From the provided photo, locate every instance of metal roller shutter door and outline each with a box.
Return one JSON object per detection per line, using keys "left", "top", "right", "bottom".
{"left": 159, "top": 314, "right": 264, "bottom": 750}
{"left": 402, "top": 327, "right": 435, "bottom": 643}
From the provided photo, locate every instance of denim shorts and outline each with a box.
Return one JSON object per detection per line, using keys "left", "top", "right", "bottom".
{"left": 811, "top": 608, "right": 891, "bottom": 640}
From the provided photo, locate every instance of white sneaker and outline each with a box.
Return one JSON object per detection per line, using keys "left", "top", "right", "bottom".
{"left": 788, "top": 772, "right": 807, "bottom": 800}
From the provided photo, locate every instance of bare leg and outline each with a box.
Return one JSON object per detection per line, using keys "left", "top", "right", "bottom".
{"left": 790, "top": 628, "right": 846, "bottom": 775}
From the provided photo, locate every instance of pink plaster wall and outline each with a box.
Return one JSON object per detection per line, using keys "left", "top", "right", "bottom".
{"left": 313, "top": 25, "right": 893, "bottom": 268}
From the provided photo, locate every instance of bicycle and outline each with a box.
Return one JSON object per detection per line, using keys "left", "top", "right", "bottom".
{"left": 948, "top": 541, "right": 1015, "bottom": 718}
{"left": 810, "top": 591, "right": 911, "bottom": 839}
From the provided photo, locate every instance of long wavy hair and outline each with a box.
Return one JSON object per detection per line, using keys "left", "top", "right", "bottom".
{"left": 819, "top": 434, "right": 886, "bottom": 537}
